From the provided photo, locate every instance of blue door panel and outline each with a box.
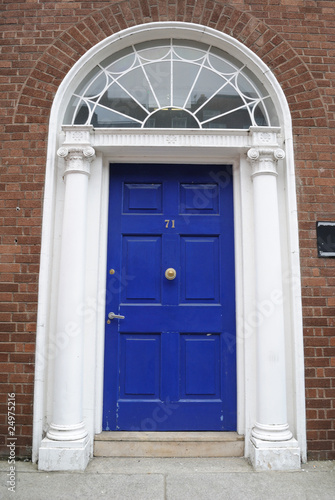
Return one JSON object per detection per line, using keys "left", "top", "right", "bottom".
{"left": 103, "top": 164, "right": 236, "bottom": 431}
{"left": 181, "top": 237, "right": 219, "bottom": 301}
{"left": 122, "top": 236, "right": 161, "bottom": 302}
{"left": 181, "top": 335, "right": 220, "bottom": 397}
{"left": 121, "top": 335, "right": 161, "bottom": 397}
{"left": 124, "top": 183, "right": 163, "bottom": 213}
{"left": 180, "top": 184, "right": 219, "bottom": 214}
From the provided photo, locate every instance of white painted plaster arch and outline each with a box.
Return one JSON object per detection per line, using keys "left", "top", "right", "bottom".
{"left": 33, "top": 22, "right": 306, "bottom": 470}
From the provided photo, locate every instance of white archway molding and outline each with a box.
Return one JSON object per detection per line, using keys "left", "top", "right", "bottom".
{"left": 33, "top": 22, "right": 306, "bottom": 471}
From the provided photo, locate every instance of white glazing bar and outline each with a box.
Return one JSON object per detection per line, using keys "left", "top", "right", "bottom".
{"left": 137, "top": 55, "right": 161, "bottom": 110}
{"left": 170, "top": 39, "right": 174, "bottom": 106}
{"left": 89, "top": 100, "right": 143, "bottom": 125}
{"left": 71, "top": 98, "right": 86, "bottom": 126}
{"left": 79, "top": 67, "right": 109, "bottom": 99}
{"left": 182, "top": 49, "right": 209, "bottom": 109}
{"left": 193, "top": 77, "right": 233, "bottom": 115}
{"left": 200, "top": 103, "right": 250, "bottom": 126}
{"left": 93, "top": 77, "right": 150, "bottom": 117}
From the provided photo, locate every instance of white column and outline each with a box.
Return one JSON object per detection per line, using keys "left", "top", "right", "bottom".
{"left": 38, "top": 146, "right": 95, "bottom": 471}
{"left": 247, "top": 148, "right": 300, "bottom": 470}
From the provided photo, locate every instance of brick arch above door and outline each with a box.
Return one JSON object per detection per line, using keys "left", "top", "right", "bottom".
{"left": 13, "top": 1, "right": 327, "bottom": 131}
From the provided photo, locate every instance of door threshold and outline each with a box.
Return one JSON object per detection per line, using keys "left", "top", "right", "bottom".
{"left": 94, "top": 432, "right": 244, "bottom": 457}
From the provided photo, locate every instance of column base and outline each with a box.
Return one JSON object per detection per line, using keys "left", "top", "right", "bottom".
{"left": 38, "top": 435, "right": 90, "bottom": 471}
{"left": 251, "top": 421, "right": 293, "bottom": 441}
{"left": 47, "top": 421, "right": 88, "bottom": 441}
{"left": 250, "top": 436, "right": 301, "bottom": 471}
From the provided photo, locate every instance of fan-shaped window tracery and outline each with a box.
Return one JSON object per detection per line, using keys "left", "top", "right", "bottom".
{"left": 64, "top": 39, "right": 278, "bottom": 129}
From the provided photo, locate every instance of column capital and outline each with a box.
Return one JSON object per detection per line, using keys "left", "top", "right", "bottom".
{"left": 247, "top": 148, "right": 285, "bottom": 178}
{"left": 57, "top": 146, "right": 96, "bottom": 177}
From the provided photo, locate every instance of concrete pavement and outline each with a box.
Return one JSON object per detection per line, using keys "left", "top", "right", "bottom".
{"left": 0, "top": 457, "right": 334, "bottom": 499}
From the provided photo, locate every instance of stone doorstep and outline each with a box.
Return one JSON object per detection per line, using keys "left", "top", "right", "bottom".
{"left": 94, "top": 432, "right": 244, "bottom": 458}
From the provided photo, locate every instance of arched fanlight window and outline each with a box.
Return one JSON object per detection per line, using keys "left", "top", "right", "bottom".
{"left": 64, "top": 39, "right": 279, "bottom": 129}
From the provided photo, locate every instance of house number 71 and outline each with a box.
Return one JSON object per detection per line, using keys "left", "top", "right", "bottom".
{"left": 165, "top": 219, "right": 175, "bottom": 228}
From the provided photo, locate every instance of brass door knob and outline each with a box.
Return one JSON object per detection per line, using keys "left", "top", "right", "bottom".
{"left": 165, "top": 268, "right": 176, "bottom": 280}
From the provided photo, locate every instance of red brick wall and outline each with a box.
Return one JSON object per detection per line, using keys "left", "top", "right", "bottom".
{"left": 1, "top": 0, "right": 334, "bottom": 460}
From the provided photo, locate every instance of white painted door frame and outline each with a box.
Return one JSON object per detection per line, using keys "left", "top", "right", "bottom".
{"left": 33, "top": 23, "right": 306, "bottom": 471}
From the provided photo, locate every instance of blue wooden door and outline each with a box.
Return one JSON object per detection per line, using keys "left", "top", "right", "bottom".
{"left": 103, "top": 164, "right": 236, "bottom": 431}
